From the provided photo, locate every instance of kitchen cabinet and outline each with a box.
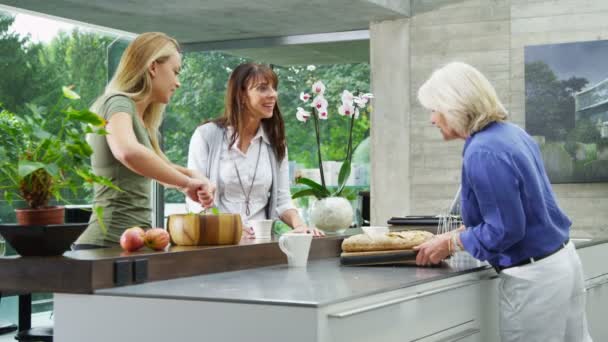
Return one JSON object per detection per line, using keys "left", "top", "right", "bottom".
{"left": 44, "top": 241, "right": 608, "bottom": 342}
{"left": 321, "top": 278, "right": 482, "bottom": 342}
{"left": 577, "top": 241, "right": 608, "bottom": 341}
{"left": 54, "top": 257, "right": 494, "bottom": 342}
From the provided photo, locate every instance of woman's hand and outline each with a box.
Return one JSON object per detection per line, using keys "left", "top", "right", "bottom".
{"left": 196, "top": 182, "right": 215, "bottom": 208}
{"left": 183, "top": 178, "right": 215, "bottom": 208}
{"left": 187, "top": 171, "right": 216, "bottom": 208}
{"left": 241, "top": 226, "right": 255, "bottom": 239}
{"left": 292, "top": 225, "right": 325, "bottom": 237}
{"left": 413, "top": 233, "right": 452, "bottom": 266}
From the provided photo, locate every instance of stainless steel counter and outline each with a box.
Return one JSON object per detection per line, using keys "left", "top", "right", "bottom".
{"left": 95, "top": 236, "right": 608, "bottom": 308}
{"left": 96, "top": 253, "right": 489, "bottom": 307}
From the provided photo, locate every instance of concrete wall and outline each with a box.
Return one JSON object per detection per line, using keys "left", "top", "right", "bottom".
{"left": 371, "top": 0, "right": 608, "bottom": 236}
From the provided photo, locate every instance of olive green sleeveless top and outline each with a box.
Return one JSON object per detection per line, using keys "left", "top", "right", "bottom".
{"left": 76, "top": 95, "right": 152, "bottom": 246}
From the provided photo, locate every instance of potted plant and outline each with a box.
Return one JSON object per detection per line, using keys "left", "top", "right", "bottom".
{"left": 292, "top": 68, "right": 373, "bottom": 234}
{"left": 0, "top": 86, "right": 117, "bottom": 227}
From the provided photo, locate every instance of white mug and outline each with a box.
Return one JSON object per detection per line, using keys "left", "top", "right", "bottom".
{"left": 278, "top": 233, "right": 313, "bottom": 267}
{"left": 249, "top": 219, "right": 273, "bottom": 239}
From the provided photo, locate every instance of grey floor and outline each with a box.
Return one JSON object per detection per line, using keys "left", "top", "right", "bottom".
{"left": 0, "top": 312, "right": 52, "bottom": 342}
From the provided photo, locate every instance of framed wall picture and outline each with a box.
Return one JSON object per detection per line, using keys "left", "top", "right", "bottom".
{"left": 525, "top": 40, "right": 608, "bottom": 183}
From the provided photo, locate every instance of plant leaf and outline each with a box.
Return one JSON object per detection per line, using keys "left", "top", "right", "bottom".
{"left": 4, "top": 190, "right": 13, "bottom": 205}
{"left": 44, "top": 163, "right": 60, "bottom": 177}
{"left": 94, "top": 206, "right": 107, "bottom": 235}
{"left": 94, "top": 128, "right": 109, "bottom": 135}
{"left": 295, "top": 177, "right": 330, "bottom": 197}
{"left": 335, "top": 159, "right": 352, "bottom": 196}
{"left": 66, "top": 108, "right": 105, "bottom": 126}
{"left": 62, "top": 86, "right": 81, "bottom": 100}
{"left": 292, "top": 188, "right": 323, "bottom": 200}
{"left": 18, "top": 161, "right": 46, "bottom": 178}
{"left": 33, "top": 127, "right": 52, "bottom": 140}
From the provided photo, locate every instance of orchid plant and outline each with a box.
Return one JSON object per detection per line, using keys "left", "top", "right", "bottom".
{"left": 292, "top": 69, "right": 373, "bottom": 200}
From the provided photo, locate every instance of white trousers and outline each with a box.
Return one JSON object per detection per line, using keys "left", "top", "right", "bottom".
{"left": 498, "top": 242, "right": 593, "bottom": 342}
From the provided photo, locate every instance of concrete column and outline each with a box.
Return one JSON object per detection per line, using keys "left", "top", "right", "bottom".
{"left": 369, "top": 18, "right": 410, "bottom": 225}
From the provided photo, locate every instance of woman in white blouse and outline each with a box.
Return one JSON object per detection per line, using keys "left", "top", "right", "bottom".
{"left": 187, "top": 63, "right": 323, "bottom": 238}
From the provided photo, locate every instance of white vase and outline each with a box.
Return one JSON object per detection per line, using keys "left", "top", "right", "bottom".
{"left": 309, "top": 197, "right": 353, "bottom": 234}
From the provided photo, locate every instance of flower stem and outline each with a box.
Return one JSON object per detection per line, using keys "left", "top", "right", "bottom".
{"left": 312, "top": 107, "right": 326, "bottom": 188}
{"left": 346, "top": 111, "right": 355, "bottom": 162}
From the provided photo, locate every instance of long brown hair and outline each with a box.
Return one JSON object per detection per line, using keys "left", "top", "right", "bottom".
{"left": 212, "top": 63, "right": 287, "bottom": 162}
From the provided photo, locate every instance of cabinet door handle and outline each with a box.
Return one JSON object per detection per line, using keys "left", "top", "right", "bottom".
{"left": 586, "top": 274, "right": 608, "bottom": 291}
{"left": 328, "top": 280, "right": 478, "bottom": 318}
{"left": 432, "top": 328, "right": 480, "bottom": 342}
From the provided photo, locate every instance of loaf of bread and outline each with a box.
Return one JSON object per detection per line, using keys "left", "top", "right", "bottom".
{"left": 341, "top": 230, "right": 434, "bottom": 252}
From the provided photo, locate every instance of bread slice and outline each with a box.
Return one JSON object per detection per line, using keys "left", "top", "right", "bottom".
{"left": 341, "top": 230, "right": 434, "bottom": 252}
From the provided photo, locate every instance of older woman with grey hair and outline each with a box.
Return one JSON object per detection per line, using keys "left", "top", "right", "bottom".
{"left": 413, "top": 62, "right": 592, "bottom": 342}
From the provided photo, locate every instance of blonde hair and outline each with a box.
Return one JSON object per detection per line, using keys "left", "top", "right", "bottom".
{"left": 91, "top": 32, "right": 180, "bottom": 159}
{"left": 417, "top": 62, "right": 508, "bottom": 136}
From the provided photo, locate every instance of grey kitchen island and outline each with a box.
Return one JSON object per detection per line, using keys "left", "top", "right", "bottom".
{"left": 53, "top": 238, "right": 608, "bottom": 342}
{"left": 56, "top": 253, "right": 494, "bottom": 342}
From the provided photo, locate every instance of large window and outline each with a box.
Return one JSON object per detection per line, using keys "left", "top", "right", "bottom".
{"left": 0, "top": 10, "right": 119, "bottom": 320}
{"left": 162, "top": 55, "right": 371, "bottom": 222}
{"left": 0, "top": 8, "right": 372, "bottom": 326}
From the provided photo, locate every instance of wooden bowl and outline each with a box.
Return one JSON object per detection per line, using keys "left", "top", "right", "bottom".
{"left": 167, "top": 213, "right": 242, "bottom": 246}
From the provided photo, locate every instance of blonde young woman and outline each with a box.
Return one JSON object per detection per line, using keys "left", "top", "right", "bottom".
{"left": 74, "top": 32, "right": 214, "bottom": 249}
{"left": 187, "top": 63, "right": 323, "bottom": 238}
{"left": 413, "top": 62, "right": 591, "bottom": 342}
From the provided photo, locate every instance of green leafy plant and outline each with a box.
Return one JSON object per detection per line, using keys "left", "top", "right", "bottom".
{"left": 199, "top": 207, "right": 220, "bottom": 215}
{"left": 291, "top": 66, "right": 372, "bottom": 200}
{"left": 0, "top": 86, "right": 118, "bottom": 230}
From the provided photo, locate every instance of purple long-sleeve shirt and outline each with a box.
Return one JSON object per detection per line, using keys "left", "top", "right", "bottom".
{"left": 459, "top": 122, "right": 571, "bottom": 268}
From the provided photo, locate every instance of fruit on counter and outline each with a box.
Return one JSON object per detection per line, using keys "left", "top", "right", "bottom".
{"left": 120, "top": 226, "right": 145, "bottom": 252}
{"left": 144, "top": 228, "right": 170, "bottom": 251}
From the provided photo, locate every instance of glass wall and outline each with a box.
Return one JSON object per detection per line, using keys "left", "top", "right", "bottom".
{"left": 0, "top": 9, "right": 119, "bottom": 323}
{"left": 0, "top": 7, "right": 371, "bottom": 327}
{"left": 161, "top": 54, "right": 371, "bottom": 224}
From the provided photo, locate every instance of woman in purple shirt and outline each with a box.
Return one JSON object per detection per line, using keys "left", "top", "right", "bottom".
{"left": 414, "top": 62, "right": 592, "bottom": 342}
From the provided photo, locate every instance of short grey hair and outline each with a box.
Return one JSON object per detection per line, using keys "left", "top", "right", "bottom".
{"left": 417, "top": 62, "right": 508, "bottom": 137}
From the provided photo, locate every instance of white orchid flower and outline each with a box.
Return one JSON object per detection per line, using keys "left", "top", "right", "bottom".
{"left": 354, "top": 108, "right": 360, "bottom": 119}
{"left": 318, "top": 109, "right": 328, "bottom": 120}
{"left": 300, "top": 92, "right": 311, "bottom": 102}
{"left": 312, "top": 81, "right": 326, "bottom": 95}
{"left": 353, "top": 97, "right": 367, "bottom": 108}
{"left": 307, "top": 65, "right": 316, "bottom": 71}
{"left": 296, "top": 107, "right": 311, "bottom": 122}
{"left": 353, "top": 93, "right": 374, "bottom": 108}
{"left": 338, "top": 103, "right": 356, "bottom": 117}
{"left": 312, "top": 96, "right": 328, "bottom": 111}
{"left": 341, "top": 90, "right": 354, "bottom": 106}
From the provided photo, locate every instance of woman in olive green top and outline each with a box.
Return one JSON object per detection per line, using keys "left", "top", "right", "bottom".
{"left": 74, "top": 32, "right": 214, "bottom": 249}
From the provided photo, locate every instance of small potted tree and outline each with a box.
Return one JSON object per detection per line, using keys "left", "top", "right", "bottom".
{"left": 0, "top": 87, "right": 117, "bottom": 255}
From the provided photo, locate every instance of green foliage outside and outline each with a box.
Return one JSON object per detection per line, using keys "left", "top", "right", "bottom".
{"left": 163, "top": 56, "right": 371, "bottom": 202}
{"left": 0, "top": 12, "right": 371, "bottom": 206}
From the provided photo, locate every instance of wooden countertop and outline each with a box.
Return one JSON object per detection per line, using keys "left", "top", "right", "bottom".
{"left": 0, "top": 235, "right": 343, "bottom": 294}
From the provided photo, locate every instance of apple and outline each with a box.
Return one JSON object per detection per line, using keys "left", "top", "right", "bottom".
{"left": 144, "top": 228, "right": 170, "bottom": 251}
{"left": 120, "top": 226, "right": 145, "bottom": 252}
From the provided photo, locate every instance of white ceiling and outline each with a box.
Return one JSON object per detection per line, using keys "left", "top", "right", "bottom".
{"left": 1, "top": 0, "right": 410, "bottom": 65}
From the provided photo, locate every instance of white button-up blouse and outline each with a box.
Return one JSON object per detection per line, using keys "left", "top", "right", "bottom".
{"left": 187, "top": 125, "right": 295, "bottom": 225}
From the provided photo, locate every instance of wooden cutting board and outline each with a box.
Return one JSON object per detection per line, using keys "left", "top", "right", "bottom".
{"left": 340, "top": 249, "right": 418, "bottom": 266}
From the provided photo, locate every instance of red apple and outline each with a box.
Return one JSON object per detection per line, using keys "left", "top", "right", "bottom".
{"left": 120, "top": 226, "right": 145, "bottom": 252}
{"left": 144, "top": 228, "right": 170, "bottom": 251}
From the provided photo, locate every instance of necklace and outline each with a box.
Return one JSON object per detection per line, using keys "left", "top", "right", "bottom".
{"left": 229, "top": 135, "right": 263, "bottom": 216}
